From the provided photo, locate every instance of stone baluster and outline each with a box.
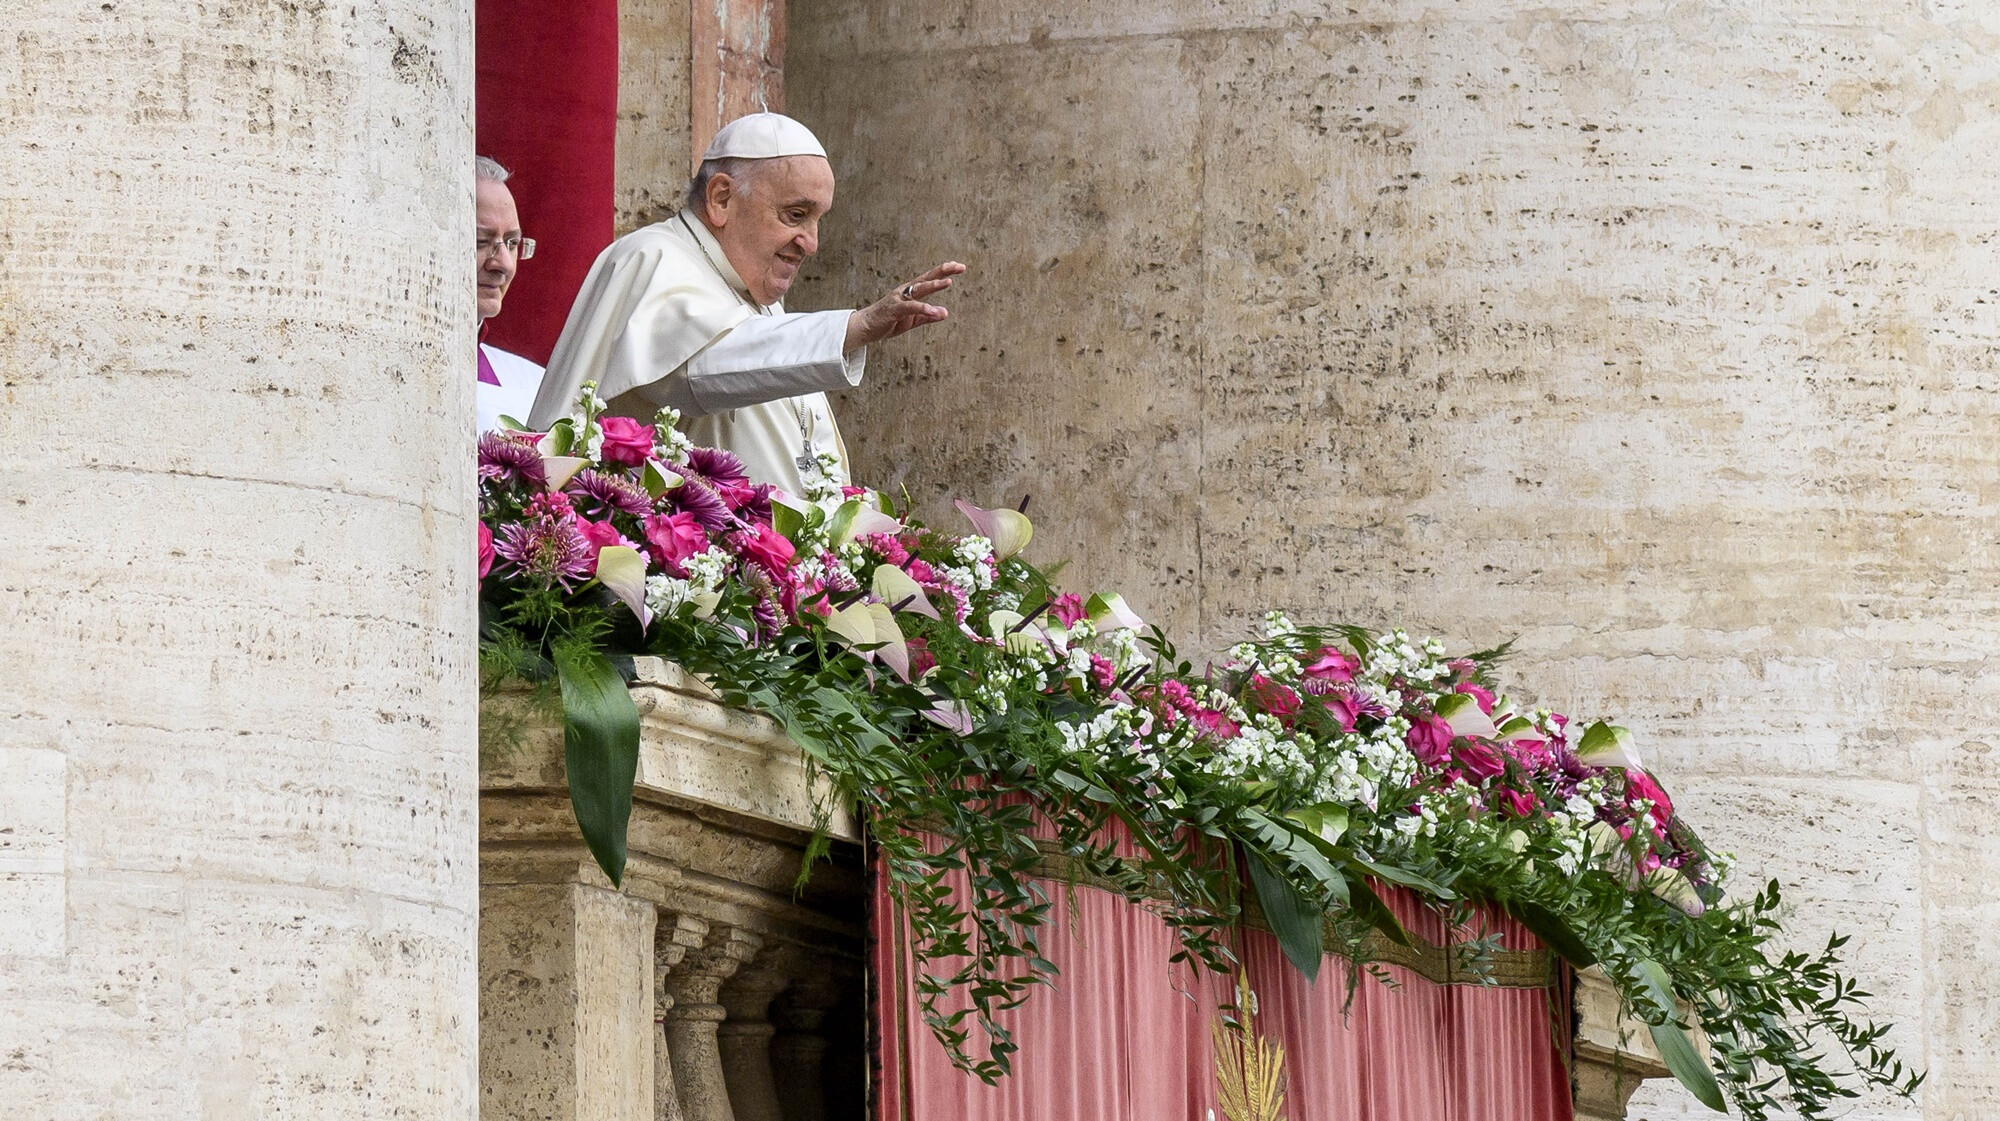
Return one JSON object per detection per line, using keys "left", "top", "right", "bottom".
{"left": 768, "top": 962, "right": 848, "bottom": 1121}
{"left": 717, "top": 946, "right": 800, "bottom": 1121}
{"left": 660, "top": 920, "right": 764, "bottom": 1121}
{"left": 654, "top": 913, "right": 713, "bottom": 1121}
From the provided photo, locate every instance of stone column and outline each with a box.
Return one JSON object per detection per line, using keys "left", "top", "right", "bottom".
{"left": 661, "top": 919, "right": 765, "bottom": 1121}
{"left": 480, "top": 880, "right": 658, "bottom": 1121}
{"left": 654, "top": 912, "right": 714, "bottom": 1121}
{"left": 0, "top": 1, "right": 478, "bottom": 1117}
{"left": 769, "top": 965, "right": 848, "bottom": 1121}
{"left": 718, "top": 947, "right": 800, "bottom": 1121}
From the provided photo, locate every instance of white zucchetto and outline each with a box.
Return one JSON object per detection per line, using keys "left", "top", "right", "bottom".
{"left": 701, "top": 112, "right": 828, "bottom": 162}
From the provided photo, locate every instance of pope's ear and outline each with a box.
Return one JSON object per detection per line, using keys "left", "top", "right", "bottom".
{"left": 702, "top": 173, "right": 735, "bottom": 227}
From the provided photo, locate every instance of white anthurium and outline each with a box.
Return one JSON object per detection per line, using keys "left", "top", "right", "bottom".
{"left": 1085, "top": 592, "right": 1144, "bottom": 633}
{"left": 922, "top": 700, "right": 976, "bottom": 736}
{"left": 691, "top": 591, "right": 721, "bottom": 620}
{"left": 1496, "top": 715, "right": 1538, "bottom": 741}
{"left": 864, "top": 602, "right": 911, "bottom": 681}
{"left": 829, "top": 500, "right": 904, "bottom": 549}
{"left": 1576, "top": 721, "right": 1645, "bottom": 771}
{"left": 641, "top": 460, "right": 683, "bottom": 499}
{"left": 1433, "top": 692, "right": 1497, "bottom": 740}
{"left": 592, "top": 546, "right": 651, "bottom": 631}
{"left": 953, "top": 500, "right": 1033, "bottom": 560}
{"left": 541, "top": 456, "right": 590, "bottom": 492}
{"left": 1645, "top": 866, "right": 1707, "bottom": 917}
{"left": 986, "top": 609, "right": 1025, "bottom": 641}
{"left": 872, "top": 564, "right": 939, "bottom": 619}
{"left": 826, "top": 602, "right": 878, "bottom": 648}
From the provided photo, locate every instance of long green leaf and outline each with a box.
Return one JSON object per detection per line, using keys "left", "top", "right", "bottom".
{"left": 1504, "top": 900, "right": 1597, "bottom": 967}
{"left": 1650, "top": 1020, "right": 1725, "bottom": 1112}
{"left": 1246, "top": 851, "right": 1322, "bottom": 983}
{"left": 1345, "top": 875, "right": 1413, "bottom": 948}
{"left": 555, "top": 646, "right": 641, "bottom": 887}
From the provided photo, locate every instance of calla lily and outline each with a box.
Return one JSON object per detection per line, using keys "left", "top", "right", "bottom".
{"left": 1085, "top": 592, "right": 1145, "bottom": 633}
{"left": 1495, "top": 715, "right": 1537, "bottom": 741}
{"left": 592, "top": 545, "right": 652, "bottom": 631}
{"left": 690, "top": 591, "right": 721, "bottom": 620}
{"left": 872, "top": 564, "right": 939, "bottom": 618}
{"left": 1575, "top": 721, "right": 1645, "bottom": 770}
{"left": 542, "top": 456, "right": 590, "bottom": 492}
{"left": 953, "top": 499, "right": 1033, "bottom": 560}
{"left": 1434, "top": 692, "right": 1497, "bottom": 740}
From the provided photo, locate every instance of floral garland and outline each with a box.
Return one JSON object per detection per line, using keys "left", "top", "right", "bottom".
{"left": 477, "top": 387, "right": 1920, "bottom": 1119}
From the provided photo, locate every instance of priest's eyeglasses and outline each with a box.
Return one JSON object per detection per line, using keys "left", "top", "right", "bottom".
{"left": 477, "top": 234, "right": 537, "bottom": 261}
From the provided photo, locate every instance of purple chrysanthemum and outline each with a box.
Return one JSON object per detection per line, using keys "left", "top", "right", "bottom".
{"left": 668, "top": 476, "right": 736, "bottom": 532}
{"left": 567, "top": 469, "right": 652, "bottom": 518}
{"left": 478, "top": 432, "right": 547, "bottom": 488}
{"left": 682, "top": 446, "right": 749, "bottom": 490}
{"left": 494, "top": 514, "right": 595, "bottom": 589}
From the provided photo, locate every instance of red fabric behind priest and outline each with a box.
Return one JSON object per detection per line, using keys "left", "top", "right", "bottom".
{"left": 475, "top": 0, "right": 619, "bottom": 365}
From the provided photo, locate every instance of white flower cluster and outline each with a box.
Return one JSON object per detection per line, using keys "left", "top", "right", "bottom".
{"left": 644, "top": 546, "right": 731, "bottom": 618}
{"left": 651, "top": 407, "right": 695, "bottom": 465}
{"left": 1361, "top": 629, "right": 1450, "bottom": 683}
{"left": 798, "top": 445, "right": 846, "bottom": 504}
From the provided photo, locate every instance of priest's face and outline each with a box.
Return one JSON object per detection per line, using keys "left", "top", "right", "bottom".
{"left": 476, "top": 178, "right": 522, "bottom": 320}
{"left": 703, "top": 155, "right": 835, "bottom": 306}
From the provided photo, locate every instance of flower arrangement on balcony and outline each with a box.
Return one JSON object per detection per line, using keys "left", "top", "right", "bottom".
{"left": 478, "top": 386, "right": 1919, "bottom": 1120}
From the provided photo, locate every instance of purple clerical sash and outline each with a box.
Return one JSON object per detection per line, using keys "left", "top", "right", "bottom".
{"left": 477, "top": 345, "right": 501, "bottom": 386}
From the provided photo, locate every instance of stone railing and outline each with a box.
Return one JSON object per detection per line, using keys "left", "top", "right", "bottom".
{"left": 479, "top": 658, "right": 866, "bottom": 1121}
{"left": 477, "top": 660, "right": 1674, "bottom": 1120}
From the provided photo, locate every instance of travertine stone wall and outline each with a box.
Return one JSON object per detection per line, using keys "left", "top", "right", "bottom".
{"left": 1, "top": 2, "right": 479, "bottom": 1116}
{"left": 790, "top": 3, "right": 2000, "bottom": 1115}
{"left": 617, "top": 0, "right": 694, "bottom": 233}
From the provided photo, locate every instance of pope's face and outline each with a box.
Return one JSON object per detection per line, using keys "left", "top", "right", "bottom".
{"left": 476, "top": 178, "right": 522, "bottom": 320}
{"left": 703, "top": 155, "right": 835, "bottom": 306}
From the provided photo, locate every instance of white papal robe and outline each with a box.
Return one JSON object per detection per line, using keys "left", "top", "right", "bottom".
{"left": 476, "top": 343, "right": 546, "bottom": 434}
{"left": 528, "top": 210, "right": 864, "bottom": 496}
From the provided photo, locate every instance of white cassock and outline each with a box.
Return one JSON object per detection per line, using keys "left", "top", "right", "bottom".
{"left": 477, "top": 343, "right": 546, "bottom": 433}
{"left": 527, "top": 210, "right": 863, "bottom": 496}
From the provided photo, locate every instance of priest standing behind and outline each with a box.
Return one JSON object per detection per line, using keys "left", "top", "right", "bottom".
{"left": 474, "top": 156, "right": 546, "bottom": 432}
{"left": 527, "top": 113, "right": 963, "bottom": 496}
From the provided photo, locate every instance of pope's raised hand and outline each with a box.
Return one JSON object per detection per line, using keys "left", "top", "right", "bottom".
{"left": 844, "top": 261, "right": 967, "bottom": 353}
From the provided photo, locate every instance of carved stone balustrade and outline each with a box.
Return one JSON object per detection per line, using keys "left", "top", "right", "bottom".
{"left": 479, "top": 658, "right": 866, "bottom": 1121}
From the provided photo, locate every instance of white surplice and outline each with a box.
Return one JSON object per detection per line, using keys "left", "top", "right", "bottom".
{"left": 529, "top": 210, "right": 863, "bottom": 496}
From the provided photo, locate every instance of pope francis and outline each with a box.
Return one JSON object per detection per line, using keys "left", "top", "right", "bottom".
{"left": 527, "top": 112, "right": 964, "bottom": 496}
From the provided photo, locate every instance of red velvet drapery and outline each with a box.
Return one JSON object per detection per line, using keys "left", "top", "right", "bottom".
{"left": 873, "top": 868, "right": 1573, "bottom": 1121}
{"left": 475, "top": 0, "right": 619, "bottom": 365}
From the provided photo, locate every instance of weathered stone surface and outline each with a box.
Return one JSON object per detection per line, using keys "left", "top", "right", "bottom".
{"left": 618, "top": 0, "right": 695, "bottom": 233}
{"left": 0, "top": 1, "right": 478, "bottom": 1116}
{"left": 791, "top": 3, "right": 2000, "bottom": 1115}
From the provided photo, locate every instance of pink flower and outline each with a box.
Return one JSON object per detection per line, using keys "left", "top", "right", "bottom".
{"left": 1303, "top": 647, "right": 1357, "bottom": 684}
{"left": 1089, "top": 654, "right": 1119, "bottom": 692}
{"left": 1492, "top": 787, "right": 1541, "bottom": 818}
{"left": 597, "top": 416, "right": 655, "bottom": 467}
{"left": 1502, "top": 737, "right": 1554, "bottom": 773}
{"left": 574, "top": 518, "right": 631, "bottom": 574}
{"left": 840, "top": 485, "right": 869, "bottom": 499}
{"left": 1321, "top": 690, "right": 1361, "bottom": 733}
{"left": 1189, "top": 707, "right": 1241, "bottom": 741}
{"left": 1049, "top": 593, "right": 1088, "bottom": 628}
{"left": 1406, "top": 715, "right": 1454, "bottom": 769}
{"left": 1454, "top": 682, "right": 1496, "bottom": 715}
{"left": 1247, "top": 674, "right": 1300, "bottom": 722}
{"left": 907, "top": 637, "right": 937, "bottom": 678}
{"left": 732, "top": 522, "right": 797, "bottom": 574}
{"left": 478, "top": 521, "right": 495, "bottom": 580}
{"left": 643, "top": 512, "right": 708, "bottom": 576}
{"left": 1454, "top": 739, "right": 1506, "bottom": 783}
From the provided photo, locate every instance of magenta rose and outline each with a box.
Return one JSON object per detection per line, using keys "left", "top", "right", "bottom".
{"left": 643, "top": 512, "right": 708, "bottom": 576}
{"left": 1405, "top": 715, "right": 1455, "bottom": 768}
{"left": 1454, "top": 682, "right": 1496, "bottom": 714}
{"left": 733, "top": 522, "right": 797, "bottom": 573}
{"left": 1454, "top": 739, "right": 1506, "bottom": 783}
{"left": 597, "top": 416, "right": 655, "bottom": 467}
{"left": 1625, "top": 769, "right": 1675, "bottom": 826}
{"left": 574, "top": 518, "right": 628, "bottom": 574}
{"left": 1321, "top": 690, "right": 1361, "bottom": 733}
{"left": 1492, "top": 787, "right": 1541, "bottom": 818}
{"left": 1303, "top": 647, "right": 1357, "bottom": 684}
{"left": 1049, "top": 593, "right": 1088, "bottom": 628}
{"left": 478, "top": 520, "right": 495, "bottom": 580}
{"left": 1247, "top": 674, "right": 1301, "bottom": 722}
